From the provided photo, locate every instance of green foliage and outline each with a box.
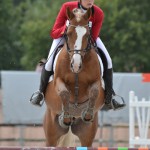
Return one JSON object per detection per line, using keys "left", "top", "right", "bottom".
{"left": 95, "top": 0, "right": 150, "bottom": 72}
{"left": 0, "top": 0, "right": 149, "bottom": 72}
{"left": 19, "top": 0, "right": 52, "bottom": 70}
{"left": 0, "top": 0, "right": 23, "bottom": 70}
{"left": 20, "top": 0, "right": 67, "bottom": 70}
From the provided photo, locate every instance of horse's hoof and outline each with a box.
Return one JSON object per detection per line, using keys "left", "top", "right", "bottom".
{"left": 81, "top": 109, "right": 94, "bottom": 123}
{"left": 58, "top": 112, "right": 72, "bottom": 128}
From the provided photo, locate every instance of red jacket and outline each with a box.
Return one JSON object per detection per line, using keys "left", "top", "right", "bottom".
{"left": 50, "top": 1, "right": 104, "bottom": 40}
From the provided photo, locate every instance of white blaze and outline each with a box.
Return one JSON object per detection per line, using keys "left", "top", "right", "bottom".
{"left": 71, "top": 26, "right": 86, "bottom": 73}
{"left": 75, "top": 26, "right": 86, "bottom": 50}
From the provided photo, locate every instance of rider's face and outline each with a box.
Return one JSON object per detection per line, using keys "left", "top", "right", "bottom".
{"left": 81, "top": 0, "right": 94, "bottom": 9}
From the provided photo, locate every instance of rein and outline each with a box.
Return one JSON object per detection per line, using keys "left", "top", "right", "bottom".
{"left": 74, "top": 73, "right": 79, "bottom": 107}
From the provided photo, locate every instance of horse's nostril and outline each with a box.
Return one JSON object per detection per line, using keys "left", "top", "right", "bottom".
{"left": 71, "top": 59, "right": 74, "bottom": 68}
{"left": 71, "top": 63, "right": 73, "bottom": 68}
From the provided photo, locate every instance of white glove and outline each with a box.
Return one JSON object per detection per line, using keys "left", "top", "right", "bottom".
{"left": 89, "top": 21, "right": 92, "bottom": 28}
{"left": 66, "top": 20, "right": 70, "bottom": 27}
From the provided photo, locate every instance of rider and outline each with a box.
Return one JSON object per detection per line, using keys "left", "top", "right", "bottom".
{"left": 30, "top": 0, "right": 126, "bottom": 110}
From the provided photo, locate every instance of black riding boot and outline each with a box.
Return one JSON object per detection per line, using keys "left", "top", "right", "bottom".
{"left": 102, "top": 68, "right": 126, "bottom": 111}
{"left": 30, "top": 66, "right": 53, "bottom": 107}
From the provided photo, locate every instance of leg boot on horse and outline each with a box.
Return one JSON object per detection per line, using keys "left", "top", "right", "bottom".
{"left": 102, "top": 68, "right": 126, "bottom": 111}
{"left": 30, "top": 66, "right": 53, "bottom": 107}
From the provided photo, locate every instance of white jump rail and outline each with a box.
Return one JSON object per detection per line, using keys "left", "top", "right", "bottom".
{"left": 129, "top": 91, "right": 150, "bottom": 147}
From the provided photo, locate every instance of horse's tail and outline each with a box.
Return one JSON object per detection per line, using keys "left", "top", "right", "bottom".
{"left": 57, "top": 127, "right": 79, "bottom": 147}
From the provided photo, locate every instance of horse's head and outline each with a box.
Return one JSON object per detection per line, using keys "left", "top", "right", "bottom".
{"left": 65, "top": 7, "right": 92, "bottom": 73}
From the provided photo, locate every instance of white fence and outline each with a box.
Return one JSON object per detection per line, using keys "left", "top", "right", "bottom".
{"left": 129, "top": 91, "right": 150, "bottom": 147}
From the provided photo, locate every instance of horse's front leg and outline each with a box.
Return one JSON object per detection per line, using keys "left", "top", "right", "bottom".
{"left": 55, "top": 78, "right": 72, "bottom": 127}
{"left": 81, "top": 81, "right": 100, "bottom": 123}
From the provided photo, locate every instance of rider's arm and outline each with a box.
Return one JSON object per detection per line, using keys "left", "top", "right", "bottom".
{"left": 50, "top": 3, "right": 68, "bottom": 39}
{"left": 91, "top": 6, "right": 104, "bottom": 40}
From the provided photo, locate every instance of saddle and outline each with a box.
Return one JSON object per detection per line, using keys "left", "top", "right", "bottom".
{"left": 52, "top": 45, "right": 64, "bottom": 71}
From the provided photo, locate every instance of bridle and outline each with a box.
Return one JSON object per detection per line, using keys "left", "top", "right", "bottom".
{"left": 64, "top": 23, "right": 94, "bottom": 57}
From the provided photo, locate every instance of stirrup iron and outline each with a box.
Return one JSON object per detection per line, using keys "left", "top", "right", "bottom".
{"left": 111, "top": 94, "right": 126, "bottom": 110}
{"left": 30, "top": 91, "right": 44, "bottom": 107}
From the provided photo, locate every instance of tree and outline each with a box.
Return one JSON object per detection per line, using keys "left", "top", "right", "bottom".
{"left": 1, "top": 0, "right": 149, "bottom": 72}
{"left": 95, "top": 0, "right": 150, "bottom": 72}
{"left": 0, "top": 0, "right": 23, "bottom": 70}
{"left": 19, "top": 0, "right": 67, "bottom": 70}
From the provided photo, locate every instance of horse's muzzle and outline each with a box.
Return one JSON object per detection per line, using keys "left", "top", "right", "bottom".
{"left": 70, "top": 62, "right": 82, "bottom": 73}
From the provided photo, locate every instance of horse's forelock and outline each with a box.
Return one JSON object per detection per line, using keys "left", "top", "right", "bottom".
{"left": 73, "top": 8, "right": 84, "bottom": 22}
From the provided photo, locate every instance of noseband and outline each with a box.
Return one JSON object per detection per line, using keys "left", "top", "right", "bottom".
{"left": 64, "top": 24, "right": 93, "bottom": 56}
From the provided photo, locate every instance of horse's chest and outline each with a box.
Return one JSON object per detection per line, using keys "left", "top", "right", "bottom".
{"left": 65, "top": 76, "right": 89, "bottom": 93}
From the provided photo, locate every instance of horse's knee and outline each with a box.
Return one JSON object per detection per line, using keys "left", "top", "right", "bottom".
{"left": 59, "top": 90, "right": 70, "bottom": 100}
{"left": 91, "top": 88, "right": 99, "bottom": 98}
{"left": 89, "top": 83, "right": 99, "bottom": 99}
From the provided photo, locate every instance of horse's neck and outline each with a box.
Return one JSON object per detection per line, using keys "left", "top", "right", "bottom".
{"left": 61, "top": 47, "right": 70, "bottom": 63}
{"left": 55, "top": 47, "right": 70, "bottom": 74}
{"left": 83, "top": 49, "right": 99, "bottom": 65}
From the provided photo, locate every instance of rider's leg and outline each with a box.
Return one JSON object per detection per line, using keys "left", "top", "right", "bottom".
{"left": 30, "top": 37, "right": 65, "bottom": 106}
{"left": 96, "top": 37, "right": 126, "bottom": 110}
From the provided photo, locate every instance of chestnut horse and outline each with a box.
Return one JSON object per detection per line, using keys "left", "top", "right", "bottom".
{"left": 43, "top": 8, "right": 105, "bottom": 147}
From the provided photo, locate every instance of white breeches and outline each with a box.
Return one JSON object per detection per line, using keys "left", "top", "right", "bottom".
{"left": 45, "top": 37, "right": 65, "bottom": 71}
{"left": 45, "top": 37, "right": 112, "bottom": 71}
{"left": 96, "top": 38, "right": 112, "bottom": 69}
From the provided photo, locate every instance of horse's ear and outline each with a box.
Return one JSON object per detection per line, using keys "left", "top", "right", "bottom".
{"left": 66, "top": 7, "right": 75, "bottom": 20}
{"left": 84, "top": 8, "right": 91, "bottom": 20}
